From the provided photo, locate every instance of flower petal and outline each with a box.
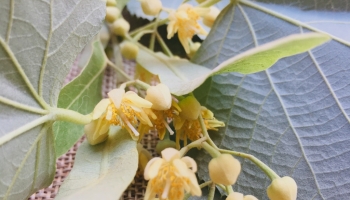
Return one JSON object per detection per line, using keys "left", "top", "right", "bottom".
{"left": 92, "top": 99, "right": 110, "bottom": 120}
{"left": 144, "top": 157, "right": 163, "bottom": 180}
{"left": 161, "top": 148, "right": 180, "bottom": 161}
{"left": 172, "top": 159, "right": 189, "bottom": 177}
{"left": 124, "top": 91, "right": 153, "bottom": 108}
{"left": 108, "top": 88, "right": 125, "bottom": 108}
{"left": 188, "top": 171, "right": 201, "bottom": 196}
{"left": 144, "top": 181, "right": 157, "bottom": 200}
{"left": 181, "top": 156, "right": 197, "bottom": 172}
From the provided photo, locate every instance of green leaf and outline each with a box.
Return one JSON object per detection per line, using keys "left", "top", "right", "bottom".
{"left": 137, "top": 33, "right": 329, "bottom": 96}
{"left": 0, "top": 1, "right": 105, "bottom": 199}
{"left": 55, "top": 127, "right": 138, "bottom": 200}
{"left": 53, "top": 40, "right": 106, "bottom": 157}
{"left": 193, "top": 1, "right": 350, "bottom": 199}
{"left": 136, "top": 48, "right": 211, "bottom": 95}
{"left": 212, "top": 33, "right": 330, "bottom": 75}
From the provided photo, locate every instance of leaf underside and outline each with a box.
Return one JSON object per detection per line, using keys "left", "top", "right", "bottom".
{"left": 55, "top": 127, "right": 138, "bottom": 200}
{"left": 0, "top": 0, "right": 105, "bottom": 199}
{"left": 193, "top": 1, "right": 350, "bottom": 200}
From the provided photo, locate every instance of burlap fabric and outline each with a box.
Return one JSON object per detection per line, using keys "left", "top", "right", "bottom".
{"left": 28, "top": 60, "right": 157, "bottom": 200}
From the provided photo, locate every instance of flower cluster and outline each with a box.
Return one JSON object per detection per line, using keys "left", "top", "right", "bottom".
{"left": 85, "top": 84, "right": 224, "bottom": 148}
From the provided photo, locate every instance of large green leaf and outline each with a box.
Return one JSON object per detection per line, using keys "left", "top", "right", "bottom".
{"left": 193, "top": 1, "right": 350, "bottom": 200}
{"left": 55, "top": 127, "right": 138, "bottom": 200}
{"left": 53, "top": 40, "right": 106, "bottom": 157}
{"left": 0, "top": 1, "right": 104, "bottom": 199}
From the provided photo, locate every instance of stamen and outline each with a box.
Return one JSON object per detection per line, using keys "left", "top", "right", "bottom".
{"left": 163, "top": 119, "right": 174, "bottom": 135}
{"left": 161, "top": 179, "right": 172, "bottom": 199}
{"left": 126, "top": 120, "right": 139, "bottom": 136}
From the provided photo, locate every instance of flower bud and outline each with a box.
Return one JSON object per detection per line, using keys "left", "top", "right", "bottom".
{"left": 202, "top": 6, "right": 220, "bottom": 27}
{"left": 105, "top": 7, "right": 120, "bottom": 23}
{"left": 244, "top": 195, "right": 258, "bottom": 200}
{"left": 85, "top": 117, "right": 110, "bottom": 145}
{"left": 106, "top": 0, "right": 117, "bottom": 7}
{"left": 188, "top": 42, "right": 201, "bottom": 58}
{"left": 226, "top": 192, "right": 244, "bottom": 200}
{"left": 155, "top": 139, "right": 177, "bottom": 154}
{"left": 267, "top": 176, "right": 297, "bottom": 200}
{"left": 140, "top": 0, "right": 162, "bottom": 16}
{"left": 178, "top": 96, "right": 201, "bottom": 120}
{"left": 120, "top": 41, "right": 139, "bottom": 59}
{"left": 111, "top": 18, "right": 130, "bottom": 36}
{"left": 137, "top": 143, "right": 153, "bottom": 176}
{"left": 208, "top": 154, "right": 241, "bottom": 185}
{"left": 145, "top": 83, "right": 172, "bottom": 110}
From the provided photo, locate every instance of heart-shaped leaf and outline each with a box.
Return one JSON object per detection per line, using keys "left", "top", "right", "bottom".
{"left": 0, "top": 1, "right": 104, "bottom": 199}
{"left": 55, "top": 127, "right": 138, "bottom": 200}
{"left": 53, "top": 40, "right": 106, "bottom": 157}
{"left": 193, "top": 1, "right": 350, "bottom": 199}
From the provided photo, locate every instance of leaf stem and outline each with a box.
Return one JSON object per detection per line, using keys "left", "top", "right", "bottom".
{"left": 179, "top": 136, "right": 207, "bottom": 157}
{"left": 130, "top": 18, "right": 168, "bottom": 36}
{"left": 198, "top": 114, "right": 218, "bottom": 148}
{"left": 107, "top": 59, "right": 133, "bottom": 81}
{"left": 201, "top": 141, "right": 221, "bottom": 158}
{"left": 219, "top": 148, "right": 280, "bottom": 180}
{"left": 120, "top": 79, "right": 151, "bottom": 90}
{"left": 208, "top": 182, "right": 216, "bottom": 200}
{"left": 53, "top": 108, "right": 92, "bottom": 125}
{"left": 226, "top": 185, "right": 234, "bottom": 194}
{"left": 156, "top": 32, "right": 173, "bottom": 57}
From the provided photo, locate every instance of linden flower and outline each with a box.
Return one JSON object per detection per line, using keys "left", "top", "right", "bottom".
{"left": 167, "top": 4, "right": 207, "bottom": 53}
{"left": 144, "top": 148, "right": 201, "bottom": 200}
{"left": 87, "top": 88, "right": 153, "bottom": 141}
{"left": 174, "top": 104, "right": 225, "bottom": 145}
{"left": 138, "top": 84, "right": 181, "bottom": 140}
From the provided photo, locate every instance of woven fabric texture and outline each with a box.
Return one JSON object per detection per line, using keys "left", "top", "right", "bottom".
{"left": 29, "top": 60, "right": 157, "bottom": 200}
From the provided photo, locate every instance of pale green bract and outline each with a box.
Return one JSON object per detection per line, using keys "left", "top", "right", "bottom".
{"left": 192, "top": 1, "right": 350, "bottom": 199}
{"left": 136, "top": 33, "right": 330, "bottom": 96}
{"left": 53, "top": 40, "right": 107, "bottom": 157}
{"left": 0, "top": 1, "right": 105, "bottom": 199}
{"left": 55, "top": 127, "right": 138, "bottom": 200}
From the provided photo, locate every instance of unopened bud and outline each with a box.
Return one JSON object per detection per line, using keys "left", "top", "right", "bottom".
{"left": 140, "top": 0, "right": 162, "bottom": 16}
{"left": 267, "top": 176, "right": 297, "bottom": 200}
{"left": 145, "top": 83, "right": 172, "bottom": 110}
{"left": 85, "top": 117, "right": 110, "bottom": 145}
{"left": 202, "top": 6, "right": 220, "bottom": 27}
{"left": 111, "top": 18, "right": 130, "bottom": 36}
{"left": 105, "top": 7, "right": 120, "bottom": 23}
{"left": 208, "top": 154, "right": 241, "bottom": 185}
{"left": 226, "top": 192, "right": 244, "bottom": 200}
{"left": 106, "top": 0, "right": 117, "bottom": 7}
{"left": 155, "top": 139, "right": 177, "bottom": 154}
{"left": 178, "top": 96, "right": 201, "bottom": 120}
{"left": 244, "top": 195, "right": 258, "bottom": 200}
{"left": 188, "top": 42, "right": 201, "bottom": 58}
{"left": 120, "top": 41, "right": 139, "bottom": 59}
